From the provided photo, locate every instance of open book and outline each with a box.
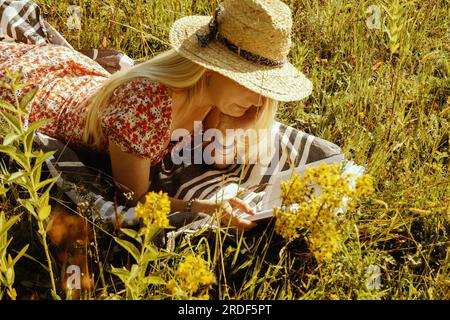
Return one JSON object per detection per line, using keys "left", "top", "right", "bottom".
{"left": 235, "top": 154, "right": 365, "bottom": 222}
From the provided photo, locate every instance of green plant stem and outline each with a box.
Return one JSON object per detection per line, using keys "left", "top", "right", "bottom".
{"left": 37, "top": 219, "right": 57, "bottom": 294}
{"left": 12, "top": 82, "right": 58, "bottom": 297}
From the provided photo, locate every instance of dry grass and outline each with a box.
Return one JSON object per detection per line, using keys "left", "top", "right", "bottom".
{"left": 0, "top": 0, "right": 448, "bottom": 300}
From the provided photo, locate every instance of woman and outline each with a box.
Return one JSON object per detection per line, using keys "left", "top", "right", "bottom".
{"left": 0, "top": 0, "right": 313, "bottom": 231}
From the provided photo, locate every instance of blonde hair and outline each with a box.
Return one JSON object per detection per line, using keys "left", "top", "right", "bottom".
{"left": 82, "top": 48, "right": 279, "bottom": 164}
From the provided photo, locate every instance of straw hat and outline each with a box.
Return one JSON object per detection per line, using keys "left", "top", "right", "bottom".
{"left": 169, "top": 0, "right": 313, "bottom": 102}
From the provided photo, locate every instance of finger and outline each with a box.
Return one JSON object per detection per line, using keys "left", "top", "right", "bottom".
{"left": 217, "top": 205, "right": 257, "bottom": 232}
{"left": 233, "top": 216, "right": 257, "bottom": 231}
{"left": 219, "top": 210, "right": 253, "bottom": 232}
{"left": 228, "top": 211, "right": 257, "bottom": 230}
{"left": 228, "top": 198, "right": 255, "bottom": 215}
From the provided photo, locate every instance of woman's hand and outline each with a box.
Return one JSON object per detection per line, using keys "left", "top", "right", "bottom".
{"left": 192, "top": 197, "right": 257, "bottom": 232}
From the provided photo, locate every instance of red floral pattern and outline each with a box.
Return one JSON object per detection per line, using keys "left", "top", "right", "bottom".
{"left": 100, "top": 78, "right": 173, "bottom": 165}
{"left": 0, "top": 41, "right": 174, "bottom": 166}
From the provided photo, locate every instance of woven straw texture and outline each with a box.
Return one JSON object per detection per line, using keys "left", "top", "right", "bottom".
{"left": 169, "top": 0, "right": 313, "bottom": 102}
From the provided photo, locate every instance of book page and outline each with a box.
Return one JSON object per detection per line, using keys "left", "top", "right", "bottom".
{"left": 238, "top": 153, "right": 346, "bottom": 222}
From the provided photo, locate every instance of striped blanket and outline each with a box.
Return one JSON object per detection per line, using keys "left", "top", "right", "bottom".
{"left": 1, "top": 1, "right": 358, "bottom": 242}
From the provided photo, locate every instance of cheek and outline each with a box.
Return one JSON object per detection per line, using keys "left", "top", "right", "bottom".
{"left": 219, "top": 88, "right": 244, "bottom": 107}
{"left": 213, "top": 80, "right": 251, "bottom": 110}
{"left": 233, "top": 90, "right": 254, "bottom": 107}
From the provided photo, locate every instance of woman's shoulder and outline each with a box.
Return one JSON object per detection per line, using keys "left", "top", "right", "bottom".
{"left": 104, "top": 77, "right": 173, "bottom": 119}
{"left": 100, "top": 77, "right": 173, "bottom": 160}
{"left": 102, "top": 77, "right": 173, "bottom": 124}
{"left": 111, "top": 77, "right": 172, "bottom": 100}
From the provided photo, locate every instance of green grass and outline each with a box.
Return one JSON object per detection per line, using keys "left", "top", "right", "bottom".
{"left": 0, "top": 0, "right": 449, "bottom": 300}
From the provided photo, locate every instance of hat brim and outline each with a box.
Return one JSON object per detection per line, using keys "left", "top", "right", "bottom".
{"left": 169, "top": 16, "right": 313, "bottom": 102}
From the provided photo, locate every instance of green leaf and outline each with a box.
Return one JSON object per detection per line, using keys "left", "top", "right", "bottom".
{"left": 110, "top": 266, "right": 130, "bottom": 285}
{"left": 6, "top": 266, "right": 14, "bottom": 285}
{"left": 0, "top": 213, "right": 21, "bottom": 239}
{"left": 33, "top": 150, "right": 56, "bottom": 169}
{"left": 6, "top": 170, "right": 26, "bottom": 183}
{"left": 14, "top": 83, "right": 28, "bottom": 90}
{"left": 19, "top": 86, "right": 39, "bottom": 112}
{"left": 23, "top": 129, "right": 35, "bottom": 155}
{"left": 0, "top": 187, "right": 9, "bottom": 196}
{"left": 129, "top": 264, "right": 139, "bottom": 281}
{"left": 38, "top": 204, "right": 52, "bottom": 221}
{"left": 37, "top": 191, "right": 50, "bottom": 209}
{"left": 0, "top": 146, "right": 30, "bottom": 171}
{"left": 31, "top": 162, "right": 42, "bottom": 185}
{"left": 146, "top": 225, "right": 162, "bottom": 241}
{"left": 34, "top": 177, "right": 58, "bottom": 193}
{"left": 0, "top": 100, "right": 26, "bottom": 115}
{"left": 12, "top": 67, "right": 23, "bottom": 84}
{"left": 142, "top": 275, "right": 166, "bottom": 285}
{"left": 0, "top": 145, "right": 17, "bottom": 155}
{"left": 17, "top": 198, "right": 36, "bottom": 217}
{"left": 11, "top": 154, "right": 30, "bottom": 171}
{"left": 2, "top": 132, "right": 19, "bottom": 146}
{"left": 25, "top": 118, "right": 50, "bottom": 134}
{"left": 114, "top": 237, "right": 140, "bottom": 263}
{"left": 12, "top": 244, "right": 29, "bottom": 266}
{"left": 0, "top": 109, "right": 23, "bottom": 134}
{"left": 120, "top": 228, "right": 142, "bottom": 244}
{"left": 0, "top": 80, "right": 12, "bottom": 90}
{"left": 141, "top": 245, "right": 161, "bottom": 264}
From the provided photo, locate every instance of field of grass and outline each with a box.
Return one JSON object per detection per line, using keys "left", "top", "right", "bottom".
{"left": 0, "top": 0, "right": 449, "bottom": 300}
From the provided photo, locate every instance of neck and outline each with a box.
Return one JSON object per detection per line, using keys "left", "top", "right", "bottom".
{"left": 167, "top": 85, "right": 213, "bottom": 134}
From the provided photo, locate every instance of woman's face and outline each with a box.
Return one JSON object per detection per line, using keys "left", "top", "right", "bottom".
{"left": 207, "top": 71, "right": 266, "bottom": 117}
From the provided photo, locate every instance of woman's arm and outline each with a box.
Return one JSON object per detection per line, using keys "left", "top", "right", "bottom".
{"left": 109, "top": 137, "right": 192, "bottom": 210}
{"left": 109, "top": 135, "right": 257, "bottom": 231}
{"left": 109, "top": 136, "right": 198, "bottom": 211}
{"left": 108, "top": 137, "right": 151, "bottom": 207}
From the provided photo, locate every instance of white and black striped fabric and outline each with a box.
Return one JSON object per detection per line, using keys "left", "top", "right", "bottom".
{"left": 34, "top": 119, "right": 346, "bottom": 227}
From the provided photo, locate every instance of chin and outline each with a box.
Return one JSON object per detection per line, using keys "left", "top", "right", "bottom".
{"left": 234, "top": 109, "right": 247, "bottom": 117}
{"left": 220, "top": 103, "right": 249, "bottom": 117}
{"left": 234, "top": 105, "right": 249, "bottom": 116}
{"left": 222, "top": 110, "right": 245, "bottom": 118}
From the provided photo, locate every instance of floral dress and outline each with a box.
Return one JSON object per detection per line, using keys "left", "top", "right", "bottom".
{"left": 0, "top": 41, "right": 174, "bottom": 166}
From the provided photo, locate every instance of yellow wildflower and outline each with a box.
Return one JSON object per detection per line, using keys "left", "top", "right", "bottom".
{"left": 167, "top": 254, "right": 215, "bottom": 298}
{"left": 274, "top": 207, "right": 301, "bottom": 241}
{"left": 197, "top": 293, "right": 210, "bottom": 300}
{"left": 135, "top": 191, "right": 171, "bottom": 228}
{"left": 353, "top": 174, "right": 375, "bottom": 198}
{"left": 273, "top": 162, "right": 374, "bottom": 262}
{"left": 166, "top": 279, "right": 182, "bottom": 296}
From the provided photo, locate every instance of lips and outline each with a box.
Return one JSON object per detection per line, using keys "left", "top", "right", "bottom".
{"left": 236, "top": 104, "right": 248, "bottom": 110}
